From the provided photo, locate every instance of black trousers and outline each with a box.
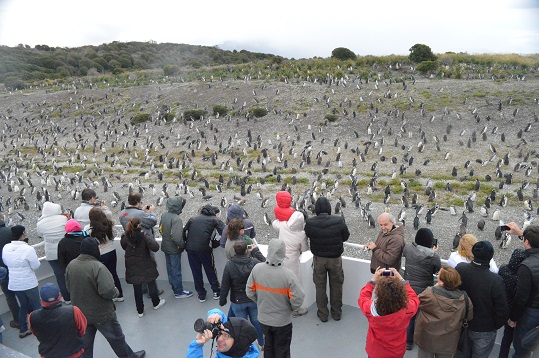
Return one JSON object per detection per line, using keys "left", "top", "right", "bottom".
{"left": 133, "top": 280, "right": 159, "bottom": 314}
{"left": 260, "top": 322, "right": 292, "bottom": 358}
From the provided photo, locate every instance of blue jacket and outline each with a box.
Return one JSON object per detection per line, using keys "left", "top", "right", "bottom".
{"left": 186, "top": 309, "right": 259, "bottom": 358}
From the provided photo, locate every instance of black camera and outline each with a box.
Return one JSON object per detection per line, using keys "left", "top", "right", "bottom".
{"left": 194, "top": 318, "right": 221, "bottom": 338}
{"left": 382, "top": 270, "right": 394, "bottom": 276}
{"left": 146, "top": 205, "right": 151, "bottom": 210}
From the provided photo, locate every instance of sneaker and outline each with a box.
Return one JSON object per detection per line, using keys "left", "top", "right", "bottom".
{"left": 406, "top": 343, "right": 413, "bottom": 351}
{"left": 198, "top": 294, "right": 206, "bottom": 303}
{"left": 175, "top": 290, "right": 194, "bottom": 299}
{"left": 19, "top": 330, "right": 32, "bottom": 338}
{"left": 292, "top": 307, "right": 308, "bottom": 317}
{"left": 138, "top": 312, "right": 144, "bottom": 318}
{"left": 10, "top": 320, "right": 20, "bottom": 329}
{"left": 113, "top": 296, "right": 124, "bottom": 302}
{"left": 213, "top": 292, "right": 220, "bottom": 300}
{"left": 134, "top": 350, "right": 146, "bottom": 358}
{"left": 153, "top": 298, "right": 166, "bottom": 310}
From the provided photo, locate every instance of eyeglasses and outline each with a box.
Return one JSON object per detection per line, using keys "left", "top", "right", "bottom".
{"left": 219, "top": 332, "right": 232, "bottom": 340}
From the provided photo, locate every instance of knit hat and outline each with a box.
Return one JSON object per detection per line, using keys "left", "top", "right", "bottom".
{"left": 11, "top": 225, "right": 25, "bottom": 239}
{"left": 472, "top": 240, "right": 494, "bottom": 264}
{"left": 222, "top": 317, "right": 257, "bottom": 357}
{"left": 65, "top": 219, "right": 82, "bottom": 233}
{"left": 40, "top": 283, "right": 61, "bottom": 303}
{"left": 80, "top": 237, "right": 101, "bottom": 260}
{"left": 415, "top": 228, "right": 434, "bottom": 248}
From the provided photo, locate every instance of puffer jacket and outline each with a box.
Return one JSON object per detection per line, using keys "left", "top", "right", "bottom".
{"left": 403, "top": 242, "right": 442, "bottom": 294}
{"left": 120, "top": 229, "right": 159, "bottom": 285}
{"left": 274, "top": 191, "right": 295, "bottom": 221}
{"left": 36, "top": 202, "right": 68, "bottom": 260}
{"left": 246, "top": 239, "right": 305, "bottom": 327}
{"left": 2, "top": 241, "right": 40, "bottom": 291}
{"left": 273, "top": 211, "right": 309, "bottom": 277}
{"left": 414, "top": 286, "right": 473, "bottom": 354}
{"left": 160, "top": 196, "right": 186, "bottom": 255}
{"left": 304, "top": 197, "right": 350, "bottom": 258}
{"left": 220, "top": 249, "right": 266, "bottom": 306}
{"left": 183, "top": 205, "right": 224, "bottom": 254}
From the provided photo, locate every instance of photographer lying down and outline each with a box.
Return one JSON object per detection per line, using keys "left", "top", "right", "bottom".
{"left": 187, "top": 308, "right": 259, "bottom": 358}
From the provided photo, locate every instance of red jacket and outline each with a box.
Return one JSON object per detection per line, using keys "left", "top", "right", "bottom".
{"left": 358, "top": 281, "right": 419, "bottom": 358}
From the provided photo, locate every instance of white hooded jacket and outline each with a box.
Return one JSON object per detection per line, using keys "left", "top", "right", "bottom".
{"left": 36, "top": 202, "right": 68, "bottom": 260}
{"left": 272, "top": 211, "right": 309, "bottom": 278}
{"left": 2, "top": 241, "right": 40, "bottom": 291}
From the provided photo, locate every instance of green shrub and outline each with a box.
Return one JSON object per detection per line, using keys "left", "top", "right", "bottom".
{"left": 250, "top": 107, "right": 268, "bottom": 118}
{"left": 409, "top": 44, "right": 437, "bottom": 62}
{"left": 331, "top": 47, "right": 357, "bottom": 61}
{"left": 163, "top": 64, "right": 179, "bottom": 77}
{"left": 416, "top": 61, "right": 438, "bottom": 74}
{"left": 213, "top": 105, "right": 229, "bottom": 116}
{"left": 325, "top": 114, "right": 338, "bottom": 122}
{"left": 131, "top": 113, "right": 151, "bottom": 125}
{"left": 112, "top": 68, "right": 125, "bottom": 75}
{"left": 184, "top": 109, "right": 207, "bottom": 120}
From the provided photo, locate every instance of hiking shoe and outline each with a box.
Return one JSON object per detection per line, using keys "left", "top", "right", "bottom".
{"left": 175, "top": 290, "right": 194, "bottom": 299}
{"left": 153, "top": 298, "right": 166, "bottom": 310}
{"left": 198, "top": 294, "right": 206, "bottom": 303}
{"left": 213, "top": 292, "right": 220, "bottom": 300}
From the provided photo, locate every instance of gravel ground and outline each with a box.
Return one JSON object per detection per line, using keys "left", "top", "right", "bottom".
{"left": 0, "top": 73, "right": 537, "bottom": 266}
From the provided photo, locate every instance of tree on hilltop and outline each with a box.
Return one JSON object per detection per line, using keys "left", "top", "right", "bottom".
{"left": 331, "top": 47, "right": 356, "bottom": 61}
{"left": 409, "top": 44, "right": 437, "bottom": 62}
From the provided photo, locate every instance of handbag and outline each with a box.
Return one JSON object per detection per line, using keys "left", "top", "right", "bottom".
{"left": 457, "top": 292, "right": 471, "bottom": 353}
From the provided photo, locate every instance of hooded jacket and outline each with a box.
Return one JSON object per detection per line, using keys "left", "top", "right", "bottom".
{"left": 57, "top": 231, "right": 88, "bottom": 273}
{"left": 186, "top": 309, "right": 260, "bottom": 358}
{"left": 220, "top": 205, "right": 256, "bottom": 248}
{"left": 36, "top": 201, "right": 68, "bottom": 260}
{"left": 160, "top": 196, "right": 186, "bottom": 255}
{"left": 65, "top": 237, "right": 119, "bottom": 324}
{"left": 220, "top": 248, "right": 266, "bottom": 306}
{"left": 370, "top": 224, "right": 405, "bottom": 273}
{"left": 402, "top": 243, "right": 442, "bottom": 294}
{"left": 273, "top": 191, "right": 295, "bottom": 221}
{"left": 120, "top": 229, "right": 159, "bottom": 285}
{"left": 414, "top": 285, "right": 473, "bottom": 354}
{"left": 246, "top": 239, "right": 305, "bottom": 327}
{"left": 2, "top": 240, "right": 40, "bottom": 291}
{"left": 304, "top": 197, "right": 350, "bottom": 258}
{"left": 183, "top": 205, "right": 225, "bottom": 254}
{"left": 272, "top": 211, "right": 309, "bottom": 277}
{"left": 359, "top": 280, "right": 419, "bottom": 358}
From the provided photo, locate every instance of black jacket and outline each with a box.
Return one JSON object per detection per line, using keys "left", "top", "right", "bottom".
{"left": 58, "top": 232, "right": 87, "bottom": 273}
{"left": 456, "top": 261, "right": 508, "bottom": 331}
{"left": 120, "top": 230, "right": 160, "bottom": 285}
{"left": 510, "top": 248, "right": 539, "bottom": 321}
{"left": 219, "top": 248, "right": 265, "bottom": 306}
{"left": 0, "top": 220, "right": 13, "bottom": 267}
{"left": 304, "top": 197, "right": 349, "bottom": 258}
{"left": 183, "top": 205, "right": 224, "bottom": 254}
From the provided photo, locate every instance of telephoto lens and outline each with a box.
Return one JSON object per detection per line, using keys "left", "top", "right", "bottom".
{"left": 194, "top": 318, "right": 221, "bottom": 338}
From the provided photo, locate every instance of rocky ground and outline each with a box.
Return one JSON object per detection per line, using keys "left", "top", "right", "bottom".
{"left": 0, "top": 72, "right": 537, "bottom": 266}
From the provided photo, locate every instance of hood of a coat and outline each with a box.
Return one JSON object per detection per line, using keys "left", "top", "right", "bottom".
{"left": 430, "top": 286, "right": 466, "bottom": 313}
{"left": 315, "top": 197, "right": 331, "bottom": 215}
{"left": 274, "top": 191, "right": 294, "bottom": 221}
{"left": 287, "top": 211, "right": 305, "bottom": 232}
{"left": 40, "top": 201, "right": 62, "bottom": 219}
{"left": 201, "top": 204, "right": 216, "bottom": 216}
{"left": 266, "top": 238, "right": 286, "bottom": 266}
{"left": 166, "top": 196, "right": 185, "bottom": 215}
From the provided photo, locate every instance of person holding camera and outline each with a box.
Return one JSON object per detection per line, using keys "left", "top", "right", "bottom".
{"left": 187, "top": 308, "right": 259, "bottom": 358}
{"left": 402, "top": 228, "right": 441, "bottom": 350}
{"left": 358, "top": 267, "right": 419, "bottom": 358}
{"left": 119, "top": 193, "right": 158, "bottom": 241}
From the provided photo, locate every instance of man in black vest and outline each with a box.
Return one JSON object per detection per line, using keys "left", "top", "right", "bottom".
{"left": 29, "top": 283, "right": 87, "bottom": 357}
{"left": 507, "top": 223, "right": 539, "bottom": 357}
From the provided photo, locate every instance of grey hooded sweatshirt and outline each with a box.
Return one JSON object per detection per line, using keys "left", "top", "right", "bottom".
{"left": 160, "top": 196, "right": 186, "bottom": 255}
{"left": 246, "top": 238, "right": 305, "bottom": 327}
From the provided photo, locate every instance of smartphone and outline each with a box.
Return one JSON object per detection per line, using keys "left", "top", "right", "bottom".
{"left": 432, "top": 238, "right": 438, "bottom": 246}
{"left": 382, "top": 270, "right": 394, "bottom": 276}
{"left": 500, "top": 225, "right": 510, "bottom": 231}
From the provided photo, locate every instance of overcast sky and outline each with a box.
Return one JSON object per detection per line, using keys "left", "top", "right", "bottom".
{"left": 0, "top": 0, "right": 537, "bottom": 58}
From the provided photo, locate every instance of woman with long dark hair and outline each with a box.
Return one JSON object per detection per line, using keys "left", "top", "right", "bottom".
{"left": 359, "top": 267, "right": 419, "bottom": 358}
{"left": 121, "top": 217, "right": 165, "bottom": 317}
{"left": 88, "top": 207, "right": 124, "bottom": 301}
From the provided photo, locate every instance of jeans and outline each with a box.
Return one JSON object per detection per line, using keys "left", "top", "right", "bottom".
{"left": 48, "top": 260, "right": 70, "bottom": 301}
{"left": 499, "top": 322, "right": 515, "bottom": 358}
{"left": 14, "top": 287, "right": 42, "bottom": 333}
{"left": 260, "top": 322, "right": 292, "bottom": 358}
{"left": 186, "top": 250, "right": 220, "bottom": 297}
{"left": 83, "top": 316, "right": 137, "bottom": 358}
{"left": 1, "top": 273, "right": 20, "bottom": 321}
{"left": 100, "top": 250, "right": 123, "bottom": 297}
{"left": 133, "top": 280, "right": 160, "bottom": 314}
{"left": 407, "top": 311, "right": 418, "bottom": 345}
{"left": 232, "top": 301, "right": 265, "bottom": 346}
{"left": 165, "top": 253, "right": 184, "bottom": 294}
{"left": 455, "top": 330, "right": 496, "bottom": 358}
{"left": 514, "top": 307, "right": 539, "bottom": 357}
{"left": 312, "top": 255, "right": 344, "bottom": 320}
